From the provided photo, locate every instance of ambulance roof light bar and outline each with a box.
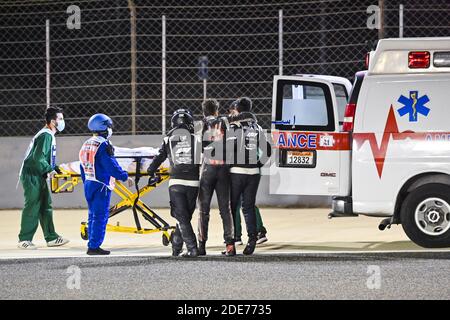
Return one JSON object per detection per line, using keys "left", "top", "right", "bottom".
{"left": 368, "top": 37, "right": 450, "bottom": 74}
{"left": 434, "top": 52, "right": 450, "bottom": 67}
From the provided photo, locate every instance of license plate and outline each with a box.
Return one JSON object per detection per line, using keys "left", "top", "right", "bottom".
{"left": 286, "top": 151, "right": 314, "bottom": 165}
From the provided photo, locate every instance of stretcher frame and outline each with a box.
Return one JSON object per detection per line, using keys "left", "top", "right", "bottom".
{"left": 50, "top": 156, "right": 175, "bottom": 246}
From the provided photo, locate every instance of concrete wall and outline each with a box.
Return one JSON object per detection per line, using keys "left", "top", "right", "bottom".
{"left": 0, "top": 135, "right": 330, "bottom": 209}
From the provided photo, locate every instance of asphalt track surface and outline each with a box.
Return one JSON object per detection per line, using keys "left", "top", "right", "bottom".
{"left": 1, "top": 251, "right": 449, "bottom": 300}
{"left": 1, "top": 209, "right": 449, "bottom": 299}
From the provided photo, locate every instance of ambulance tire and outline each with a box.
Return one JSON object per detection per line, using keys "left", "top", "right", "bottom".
{"left": 401, "top": 184, "right": 450, "bottom": 248}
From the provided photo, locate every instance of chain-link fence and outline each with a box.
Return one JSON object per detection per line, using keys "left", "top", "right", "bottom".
{"left": 0, "top": 0, "right": 449, "bottom": 136}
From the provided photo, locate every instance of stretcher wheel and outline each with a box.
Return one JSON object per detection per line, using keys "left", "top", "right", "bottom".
{"left": 80, "top": 222, "right": 88, "bottom": 241}
{"left": 162, "top": 232, "right": 170, "bottom": 246}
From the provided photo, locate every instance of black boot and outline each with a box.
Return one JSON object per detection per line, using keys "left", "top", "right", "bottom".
{"left": 172, "top": 247, "right": 183, "bottom": 257}
{"left": 182, "top": 247, "right": 199, "bottom": 258}
{"left": 198, "top": 241, "right": 206, "bottom": 256}
{"left": 243, "top": 237, "right": 257, "bottom": 255}
{"left": 87, "top": 248, "right": 110, "bottom": 255}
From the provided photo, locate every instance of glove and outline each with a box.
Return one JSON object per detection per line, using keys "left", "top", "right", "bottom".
{"left": 54, "top": 165, "right": 62, "bottom": 175}
{"left": 147, "top": 173, "right": 159, "bottom": 187}
{"left": 43, "top": 170, "right": 56, "bottom": 179}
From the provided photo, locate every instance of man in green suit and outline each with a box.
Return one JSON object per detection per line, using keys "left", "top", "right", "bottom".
{"left": 233, "top": 203, "right": 268, "bottom": 245}
{"left": 17, "top": 107, "right": 69, "bottom": 250}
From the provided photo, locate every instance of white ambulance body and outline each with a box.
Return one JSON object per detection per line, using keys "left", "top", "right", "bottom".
{"left": 270, "top": 37, "right": 450, "bottom": 248}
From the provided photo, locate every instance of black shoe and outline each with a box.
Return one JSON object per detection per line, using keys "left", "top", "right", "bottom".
{"left": 198, "top": 241, "right": 206, "bottom": 256}
{"left": 243, "top": 239, "right": 257, "bottom": 255}
{"left": 172, "top": 247, "right": 182, "bottom": 257}
{"left": 87, "top": 248, "right": 110, "bottom": 255}
{"left": 224, "top": 244, "right": 236, "bottom": 256}
{"left": 182, "top": 248, "right": 199, "bottom": 258}
{"left": 256, "top": 232, "right": 268, "bottom": 245}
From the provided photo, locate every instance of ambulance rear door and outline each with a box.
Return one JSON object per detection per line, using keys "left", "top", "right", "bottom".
{"left": 270, "top": 75, "right": 351, "bottom": 196}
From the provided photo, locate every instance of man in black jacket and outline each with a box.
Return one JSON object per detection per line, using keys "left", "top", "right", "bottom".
{"left": 198, "top": 99, "right": 235, "bottom": 256}
{"left": 227, "top": 97, "right": 272, "bottom": 255}
{"left": 198, "top": 99, "right": 257, "bottom": 256}
{"left": 147, "top": 109, "right": 202, "bottom": 257}
{"left": 228, "top": 101, "right": 269, "bottom": 246}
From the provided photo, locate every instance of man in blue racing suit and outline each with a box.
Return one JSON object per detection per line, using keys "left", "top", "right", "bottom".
{"left": 79, "top": 114, "right": 129, "bottom": 255}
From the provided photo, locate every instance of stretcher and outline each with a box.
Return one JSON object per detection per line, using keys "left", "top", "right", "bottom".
{"left": 50, "top": 147, "right": 175, "bottom": 246}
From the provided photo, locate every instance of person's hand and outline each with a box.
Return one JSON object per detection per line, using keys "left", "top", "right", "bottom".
{"left": 228, "top": 109, "right": 238, "bottom": 116}
{"left": 127, "top": 177, "right": 134, "bottom": 187}
{"left": 43, "top": 169, "right": 57, "bottom": 179}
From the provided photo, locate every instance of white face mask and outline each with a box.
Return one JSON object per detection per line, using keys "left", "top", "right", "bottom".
{"left": 55, "top": 119, "right": 65, "bottom": 132}
{"left": 107, "top": 127, "right": 113, "bottom": 139}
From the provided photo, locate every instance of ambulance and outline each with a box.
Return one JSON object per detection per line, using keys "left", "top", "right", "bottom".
{"left": 270, "top": 37, "right": 450, "bottom": 248}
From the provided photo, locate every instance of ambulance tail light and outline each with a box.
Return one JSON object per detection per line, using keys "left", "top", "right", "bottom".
{"left": 365, "top": 53, "right": 370, "bottom": 69}
{"left": 343, "top": 103, "right": 357, "bottom": 132}
{"left": 408, "top": 51, "right": 430, "bottom": 69}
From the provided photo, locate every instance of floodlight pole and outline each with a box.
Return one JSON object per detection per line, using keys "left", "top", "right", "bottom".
{"left": 162, "top": 15, "right": 167, "bottom": 135}
{"left": 128, "top": 0, "right": 137, "bottom": 135}
{"left": 399, "top": 4, "right": 404, "bottom": 38}
{"left": 46, "top": 19, "right": 50, "bottom": 109}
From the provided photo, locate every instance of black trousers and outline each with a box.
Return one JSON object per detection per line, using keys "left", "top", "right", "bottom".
{"left": 197, "top": 165, "right": 234, "bottom": 244}
{"left": 230, "top": 173, "right": 261, "bottom": 239}
{"left": 169, "top": 184, "right": 199, "bottom": 251}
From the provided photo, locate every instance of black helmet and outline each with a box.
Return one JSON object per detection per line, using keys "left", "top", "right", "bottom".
{"left": 235, "top": 97, "right": 252, "bottom": 113}
{"left": 171, "top": 108, "right": 194, "bottom": 129}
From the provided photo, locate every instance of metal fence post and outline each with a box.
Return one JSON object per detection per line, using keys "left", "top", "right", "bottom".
{"left": 46, "top": 19, "right": 50, "bottom": 109}
{"left": 128, "top": 0, "right": 137, "bottom": 135}
{"left": 278, "top": 9, "right": 283, "bottom": 76}
{"left": 378, "top": 0, "right": 385, "bottom": 39}
{"left": 399, "top": 4, "right": 404, "bottom": 38}
{"left": 203, "top": 78, "right": 207, "bottom": 101}
{"left": 162, "top": 15, "right": 167, "bottom": 135}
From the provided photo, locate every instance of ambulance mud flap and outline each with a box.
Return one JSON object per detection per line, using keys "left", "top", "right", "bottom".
{"left": 328, "top": 196, "right": 357, "bottom": 218}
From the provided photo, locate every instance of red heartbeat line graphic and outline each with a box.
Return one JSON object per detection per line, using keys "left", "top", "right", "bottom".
{"left": 353, "top": 105, "right": 416, "bottom": 178}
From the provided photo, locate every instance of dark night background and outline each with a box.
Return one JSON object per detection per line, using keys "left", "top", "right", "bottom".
{"left": 0, "top": 0, "right": 448, "bottom": 136}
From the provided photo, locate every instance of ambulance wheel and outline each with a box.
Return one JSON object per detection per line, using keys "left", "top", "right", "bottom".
{"left": 401, "top": 184, "right": 450, "bottom": 248}
{"left": 80, "top": 223, "right": 88, "bottom": 241}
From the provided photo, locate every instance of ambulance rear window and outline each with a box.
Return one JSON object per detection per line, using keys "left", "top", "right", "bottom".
{"left": 333, "top": 84, "right": 348, "bottom": 124}
{"left": 348, "top": 71, "right": 366, "bottom": 104}
{"left": 275, "top": 80, "right": 335, "bottom": 132}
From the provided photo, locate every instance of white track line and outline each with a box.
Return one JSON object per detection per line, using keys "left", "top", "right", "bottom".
{"left": 1, "top": 249, "right": 449, "bottom": 260}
